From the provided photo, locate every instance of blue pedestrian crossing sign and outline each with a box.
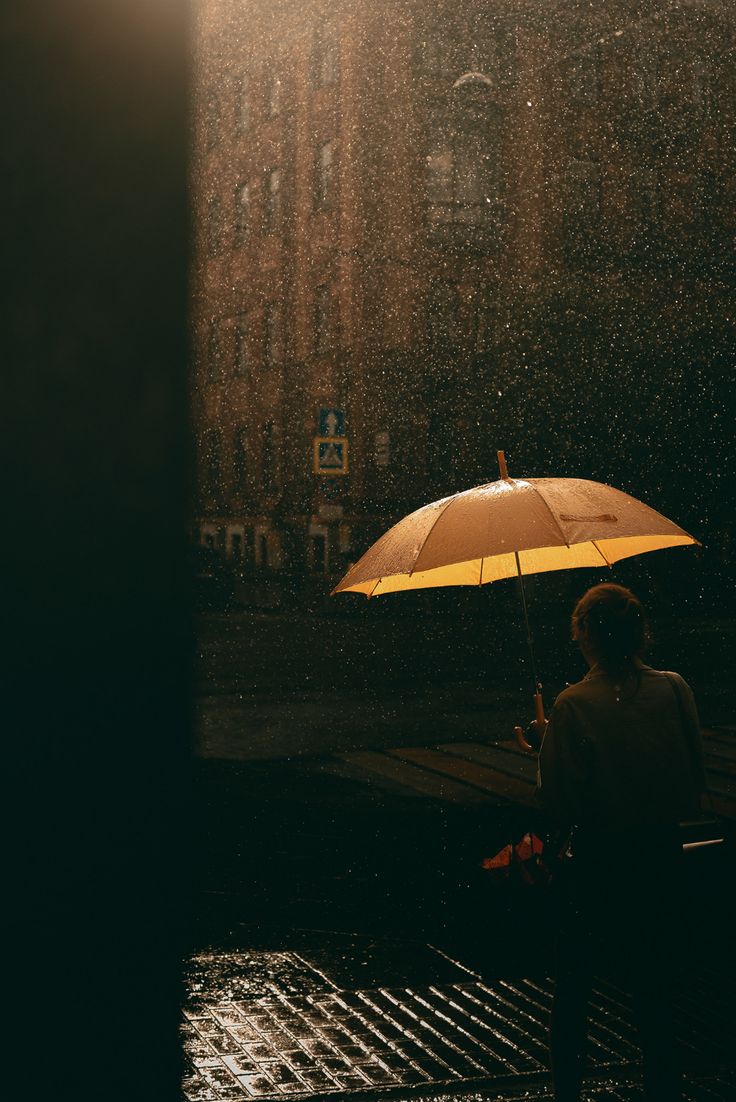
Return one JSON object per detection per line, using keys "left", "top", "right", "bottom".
{"left": 313, "top": 436, "right": 349, "bottom": 475}
{"left": 319, "top": 408, "right": 344, "bottom": 437}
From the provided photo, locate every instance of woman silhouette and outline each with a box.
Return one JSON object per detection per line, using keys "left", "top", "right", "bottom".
{"left": 535, "top": 583, "right": 705, "bottom": 1102}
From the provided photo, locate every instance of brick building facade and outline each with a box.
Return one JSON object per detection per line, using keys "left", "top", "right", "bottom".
{"left": 192, "top": 0, "right": 735, "bottom": 579}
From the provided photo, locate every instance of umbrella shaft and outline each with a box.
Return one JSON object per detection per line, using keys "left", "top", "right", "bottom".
{"left": 514, "top": 551, "right": 541, "bottom": 694}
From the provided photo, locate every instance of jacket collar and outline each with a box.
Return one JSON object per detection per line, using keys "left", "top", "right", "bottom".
{"left": 584, "top": 659, "right": 650, "bottom": 681}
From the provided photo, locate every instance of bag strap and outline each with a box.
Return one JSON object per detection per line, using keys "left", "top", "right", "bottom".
{"left": 664, "top": 671, "right": 714, "bottom": 817}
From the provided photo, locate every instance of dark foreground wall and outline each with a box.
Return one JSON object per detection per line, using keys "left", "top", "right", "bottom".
{"left": 1, "top": 3, "right": 190, "bottom": 1099}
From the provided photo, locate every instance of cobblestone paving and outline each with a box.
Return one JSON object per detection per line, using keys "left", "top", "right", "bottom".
{"left": 182, "top": 955, "right": 735, "bottom": 1100}
{"left": 425, "top": 1073, "right": 736, "bottom": 1101}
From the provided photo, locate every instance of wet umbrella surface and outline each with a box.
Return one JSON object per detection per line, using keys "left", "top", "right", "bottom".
{"left": 333, "top": 475, "right": 697, "bottom": 597}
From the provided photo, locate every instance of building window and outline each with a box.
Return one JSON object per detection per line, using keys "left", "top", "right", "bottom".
{"left": 472, "top": 290, "right": 495, "bottom": 352}
{"left": 204, "top": 429, "right": 222, "bottom": 496}
{"left": 265, "top": 168, "right": 281, "bottom": 232}
{"left": 258, "top": 532, "right": 269, "bottom": 568}
{"left": 567, "top": 49, "right": 599, "bottom": 104}
{"left": 206, "top": 319, "right": 224, "bottom": 381}
{"left": 633, "top": 41, "right": 659, "bottom": 106}
{"left": 238, "top": 75, "right": 250, "bottom": 132}
{"left": 207, "top": 196, "right": 223, "bottom": 256}
{"left": 234, "top": 313, "right": 249, "bottom": 377}
{"left": 315, "top": 140, "right": 334, "bottom": 210}
{"left": 467, "top": 14, "right": 507, "bottom": 81}
{"left": 426, "top": 409, "right": 454, "bottom": 485}
{"left": 692, "top": 57, "right": 711, "bottom": 115}
{"left": 565, "top": 159, "right": 601, "bottom": 218}
{"left": 230, "top": 532, "right": 243, "bottom": 561}
{"left": 314, "top": 285, "right": 336, "bottom": 353}
{"left": 264, "top": 302, "right": 283, "bottom": 365}
{"left": 425, "top": 149, "right": 454, "bottom": 223}
{"left": 635, "top": 165, "right": 660, "bottom": 233}
{"left": 425, "top": 139, "right": 496, "bottom": 228}
{"left": 261, "top": 421, "right": 278, "bottom": 494}
{"left": 310, "top": 532, "right": 328, "bottom": 572}
{"left": 426, "top": 284, "right": 458, "bottom": 347}
{"left": 563, "top": 159, "right": 601, "bottom": 247}
{"left": 313, "top": 24, "right": 338, "bottom": 87}
{"left": 235, "top": 182, "right": 250, "bottom": 246}
{"left": 267, "top": 70, "right": 281, "bottom": 116}
{"left": 454, "top": 137, "right": 494, "bottom": 225}
{"left": 416, "top": 34, "right": 447, "bottom": 76}
{"left": 233, "top": 425, "right": 248, "bottom": 493}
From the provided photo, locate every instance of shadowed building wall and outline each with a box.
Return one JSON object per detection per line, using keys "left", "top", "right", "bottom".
{"left": 192, "top": 0, "right": 735, "bottom": 586}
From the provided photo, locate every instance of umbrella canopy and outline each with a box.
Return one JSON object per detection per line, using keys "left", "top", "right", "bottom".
{"left": 333, "top": 476, "right": 698, "bottom": 598}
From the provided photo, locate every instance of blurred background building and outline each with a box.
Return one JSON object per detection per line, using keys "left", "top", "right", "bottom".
{"left": 191, "top": 0, "right": 735, "bottom": 590}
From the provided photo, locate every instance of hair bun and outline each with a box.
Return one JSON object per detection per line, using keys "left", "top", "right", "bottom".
{"left": 572, "top": 583, "right": 647, "bottom": 667}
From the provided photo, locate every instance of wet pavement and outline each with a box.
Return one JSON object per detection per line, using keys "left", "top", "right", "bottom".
{"left": 188, "top": 731, "right": 736, "bottom": 1101}
{"left": 182, "top": 936, "right": 736, "bottom": 1101}
{"left": 188, "top": 610, "right": 736, "bottom": 1100}
{"left": 194, "top": 608, "right": 736, "bottom": 819}
{"left": 195, "top": 609, "right": 736, "bottom": 754}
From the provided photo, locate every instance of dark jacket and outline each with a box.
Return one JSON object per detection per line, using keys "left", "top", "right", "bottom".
{"left": 537, "top": 663, "right": 705, "bottom": 835}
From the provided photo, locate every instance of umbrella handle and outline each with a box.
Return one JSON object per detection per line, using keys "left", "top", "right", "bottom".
{"left": 513, "top": 690, "right": 547, "bottom": 753}
{"left": 534, "top": 690, "right": 546, "bottom": 728}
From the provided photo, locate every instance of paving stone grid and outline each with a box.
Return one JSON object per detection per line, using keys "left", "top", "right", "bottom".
{"left": 182, "top": 958, "right": 734, "bottom": 1101}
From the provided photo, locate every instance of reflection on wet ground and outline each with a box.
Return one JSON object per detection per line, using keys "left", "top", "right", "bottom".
{"left": 182, "top": 940, "right": 736, "bottom": 1101}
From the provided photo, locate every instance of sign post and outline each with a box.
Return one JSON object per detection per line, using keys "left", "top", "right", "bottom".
{"left": 319, "top": 408, "right": 344, "bottom": 437}
{"left": 314, "top": 407, "right": 348, "bottom": 476}
{"left": 313, "top": 437, "right": 349, "bottom": 475}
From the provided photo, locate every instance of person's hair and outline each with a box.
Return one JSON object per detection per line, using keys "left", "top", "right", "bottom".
{"left": 571, "top": 583, "right": 647, "bottom": 668}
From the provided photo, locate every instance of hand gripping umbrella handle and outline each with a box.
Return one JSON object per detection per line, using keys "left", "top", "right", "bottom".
{"left": 514, "top": 690, "right": 546, "bottom": 753}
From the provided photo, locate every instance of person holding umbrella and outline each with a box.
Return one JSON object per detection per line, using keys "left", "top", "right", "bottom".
{"left": 333, "top": 456, "right": 705, "bottom": 1099}
{"left": 531, "top": 582, "right": 706, "bottom": 1102}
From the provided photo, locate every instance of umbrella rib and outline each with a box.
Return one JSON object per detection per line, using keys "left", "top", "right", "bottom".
{"left": 408, "top": 495, "right": 457, "bottom": 576}
{"left": 367, "top": 578, "right": 382, "bottom": 598}
{"left": 592, "top": 540, "right": 612, "bottom": 567}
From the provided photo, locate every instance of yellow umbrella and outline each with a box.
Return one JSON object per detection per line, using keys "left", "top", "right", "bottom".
{"left": 332, "top": 452, "right": 699, "bottom": 743}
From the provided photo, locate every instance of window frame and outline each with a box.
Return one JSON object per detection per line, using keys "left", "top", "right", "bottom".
{"left": 264, "top": 301, "right": 284, "bottom": 366}
{"left": 232, "top": 424, "right": 248, "bottom": 494}
{"left": 235, "top": 181, "right": 250, "bottom": 247}
{"left": 265, "top": 167, "right": 282, "bottom": 233}
{"left": 566, "top": 48, "right": 600, "bottom": 106}
{"left": 267, "top": 68, "right": 282, "bottom": 117}
{"left": 315, "top": 139, "right": 334, "bottom": 210}
{"left": 260, "top": 420, "right": 279, "bottom": 494}
{"left": 312, "top": 23, "right": 338, "bottom": 88}
{"left": 633, "top": 40, "right": 659, "bottom": 107}
{"left": 314, "top": 284, "right": 335, "bottom": 353}
{"left": 204, "top": 427, "right": 222, "bottom": 496}
{"left": 237, "top": 74, "right": 250, "bottom": 133}
{"left": 234, "top": 312, "right": 249, "bottom": 378}
{"left": 206, "top": 195, "right": 223, "bottom": 256}
{"left": 424, "top": 138, "right": 498, "bottom": 230}
{"left": 425, "top": 282, "right": 459, "bottom": 348}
